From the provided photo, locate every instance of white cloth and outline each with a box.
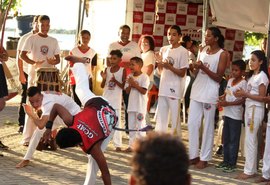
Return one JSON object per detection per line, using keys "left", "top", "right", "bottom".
{"left": 190, "top": 46, "right": 224, "bottom": 104}
{"left": 112, "top": 109, "right": 122, "bottom": 147}
{"left": 70, "top": 47, "right": 97, "bottom": 78}
{"left": 188, "top": 100, "right": 216, "bottom": 161}
{"left": 107, "top": 41, "right": 141, "bottom": 63}
{"left": 128, "top": 112, "right": 146, "bottom": 148}
{"left": 126, "top": 73, "right": 150, "bottom": 114}
{"left": 158, "top": 45, "right": 189, "bottom": 99}
{"left": 245, "top": 71, "right": 269, "bottom": 108}
{"left": 262, "top": 123, "right": 270, "bottom": 179}
{"left": 22, "top": 34, "right": 60, "bottom": 68}
{"left": 103, "top": 67, "right": 124, "bottom": 109}
{"left": 223, "top": 78, "right": 247, "bottom": 120}
{"left": 141, "top": 50, "right": 155, "bottom": 82}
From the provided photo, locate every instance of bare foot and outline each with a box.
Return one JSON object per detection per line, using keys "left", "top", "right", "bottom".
{"left": 16, "top": 160, "right": 30, "bottom": 168}
{"left": 124, "top": 147, "right": 132, "bottom": 153}
{"left": 189, "top": 157, "right": 200, "bottom": 165}
{"left": 235, "top": 173, "right": 256, "bottom": 180}
{"left": 254, "top": 176, "right": 270, "bottom": 183}
{"left": 195, "top": 160, "right": 208, "bottom": 169}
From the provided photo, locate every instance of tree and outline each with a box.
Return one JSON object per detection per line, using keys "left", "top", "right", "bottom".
{"left": 244, "top": 31, "right": 266, "bottom": 46}
{"left": 0, "top": 0, "right": 21, "bottom": 32}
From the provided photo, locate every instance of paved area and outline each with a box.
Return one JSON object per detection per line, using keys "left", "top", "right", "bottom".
{"left": 0, "top": 95, "right": 263, "bottom": 185}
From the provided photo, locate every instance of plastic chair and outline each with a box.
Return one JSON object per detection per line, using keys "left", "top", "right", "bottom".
{"left": 180, "top": 76, "right": 191, "bottom": 124}
{"left": 147, "top": 85, "right": 159, "bottom": 112}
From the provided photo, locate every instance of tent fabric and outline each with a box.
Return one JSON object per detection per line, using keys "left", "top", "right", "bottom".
{"left": 210, "top": 0, "right": 269, "bottom": 33}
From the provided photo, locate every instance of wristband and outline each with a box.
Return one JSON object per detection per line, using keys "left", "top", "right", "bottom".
{"left": 45, "top": 120, "right": 53, "bottom": 129}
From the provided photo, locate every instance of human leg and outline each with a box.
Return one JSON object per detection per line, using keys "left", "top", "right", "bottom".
{"left": 223, "top": 116, "right": 230, "bottom": 164}
{"left": 113, "top": 109, "right": 122, "bottom": 150}
{"left": 128, "top": 112, "right": 136, "bottom": 149}
{"left": 168, "top": 98, "right": 181, "bottom": 137}
{"left": 262, "top": 125, "right": 270, "bottom": 180}
{"left": 18, "top": 72, "right": 28, "bottom": 132}
{"left": 155, "top": 96, "right": 169, "bottom": 133}
{"left": 22, "top": 115, "right": 37, "bottom": 145}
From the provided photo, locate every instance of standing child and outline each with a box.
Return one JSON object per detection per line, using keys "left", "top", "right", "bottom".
{"left": 125, "top": 57, "right": 150, "bottom": 152}
{"left": 235, "top": 50, "right": 269, "bottom": 180}
{"left": 69, "top": 30, "right": 97, "bottom": 107}
{"left": 101, "top": 49, "right": 126, "bottom": 152}
{"left": 215, "top": 60, "right": 247, "bottom": 173}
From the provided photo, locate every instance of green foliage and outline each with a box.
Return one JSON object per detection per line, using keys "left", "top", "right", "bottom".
{"left": 0, "top": 0, "right": 21, "bottom": 12}
{"left": 244, "top": 31, "right": 266, "bottom": 46}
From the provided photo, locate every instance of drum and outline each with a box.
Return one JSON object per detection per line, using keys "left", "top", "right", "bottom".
{"left": 36, "top": 67, "right": 61, "bottom": 92}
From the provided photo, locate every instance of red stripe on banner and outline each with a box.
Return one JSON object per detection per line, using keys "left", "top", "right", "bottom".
{"left": 144, "top": 1, "right": 155, "bottom": 12}
{"left": 225, "top": 29, "right": 236, "bottom": 40}
{"left": 176, "top": 14, "right": 187, "bottom": 26}
{"left": 132, "top": 34, "right": 141, "bottom": 43}
{"left": 164, "top": 25, "right": 171, "bottom": 36}
{"left": 196, "top": 16, "right": 203, "bottom": 27}
{"left": 156, "top": 13, "right": 165, "bottom": 24}
{"left": 166, "top": 2, "right": 177, "bottom": 14}
{"left": 187, "top": 4, "right": 198, "bottom": 15}
{"left": 133, "top": 11, "right": 144, "bottom": 23}
{"left": 142, "top": 24, "right": 154, "bottom": 35}
{"left": 234, "top": 41, "right": 244, "bottom": 52}
{"left": 153, "top": 36, "right": 164, "bottom": 47}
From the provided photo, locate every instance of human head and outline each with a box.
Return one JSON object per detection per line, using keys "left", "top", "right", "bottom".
{"left": 167, "top": 25, "right": 182, "bottom": 47}
{"left": 32, "top": 15, "right": 40, "bottom": 33}
{"left": 130, "top": 57, "right": 143, "bottom": 74}
{"left": 56, "top": 128, "right": 82, "bottom": 148}
{"left": 119, "top": 25, "right": 131, "bottom": 44}
{"left": 79, "top": 30, "right": 91, "bottom": 46}
{"left": 205, "top": 27, "right": 224, "bottom": 48}
{"left": 110, "top": 49, "right": 123, "bottom": 67}
{"left": 249, "top": 50, "right": 269, "bottom": 79}
{"left": 260, "top": 37, "right": 267, "bottom": 53}
{"left": 231, "top": 60, "right": 246, "bottom": 79}
{"left": 38, "top": 15, "right": 50, "bottom": 36}
{"left": 181, "top": 35, "right": 192, "bottom": 49}
{"left": 138, "top": 35, "right": 155, "bottom": 53}
{"left": 27, "top": 86, "right": 43, "bottom": 110}
{"left": 190, "top": 40, "right": 199, "bottom": 55}
{"left": 130, "top": 132, "right": 190, "bottom": 185}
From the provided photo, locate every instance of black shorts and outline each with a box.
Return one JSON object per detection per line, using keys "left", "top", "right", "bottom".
{"left": 0, "top": 64, "right": 8, "bottom": 98}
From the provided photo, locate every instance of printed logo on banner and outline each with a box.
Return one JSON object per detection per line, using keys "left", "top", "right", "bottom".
{"left": 233, "top": 51, "right": 243, "bottom": 61}
{"left": 166, "top": 2, "right": 177, "bottom": 14}
{"left": 235, "top": 31, "right": 245, "bottom": 41}
{"left": 165, "top": 13, "right": 176, "bottom": 25}
{"left": 134, "top": 0, "right": 144, "bottom": 11}
{"left": 176, "top": 14, "right": 186, "bottom": 26}
{"left": 186, "top": 15, "right": 197, "bottom": 28}
{"left": 157, "top": 1, "right": 166, "bottom": 13}
{"left": 154, "top": 24, "right": 164, "bottom": 36}
{"left": 187, "top": 4, "right": 198, "bottom": 15}
{"left": 153, "top": 36, "right": 164, "bottom": 47}
{"left": 156, "top": 13, "right": 165, "bottom": 24}
{"left": 132, "top": 34, "right": 141, "bottom": 43}
{"left": 142, "top": 24, "right": 154, "bottom": 35}
{"left": 133, "top": 23, "right": 143, "bottom": 34}
{"left": 225, "top": 30, "right": 236, "bottom": 40}
{"left": 196, "top": 16, "right": 203, "bottom": 27}
{"left": 177, "top": 3, "right": 187, "bottom": 15}
{"left": 164, "top": 24, "right": 171, "bottom": 36}
{"left": 198, "top": 5, "right": 203, "bottom": 16}
{"left": 143, "top": 12, "right": 155, "bottom": 24}
{"left": 133, "top": 11, "right": 144, "bottom": 23}
{"left": 224, "top": 40, "right": 234, "bottom": 51}
{"left": 234, "top": 41, "right": 244, "bottom": 52}
{"left": 144, "top": 1, "right": 155, "bottom": 12}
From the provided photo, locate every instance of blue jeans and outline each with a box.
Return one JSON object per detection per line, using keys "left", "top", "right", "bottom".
{"left": 223, "top": 116, "right": 242, "bottom": 166}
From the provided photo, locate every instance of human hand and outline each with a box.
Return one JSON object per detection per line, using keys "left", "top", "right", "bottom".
{"left": 41, "top": 129, "right": 52, "bottom": 144}
{"left": 193, "top": 60, "right": 203, "bottom": 69}
{"left": 23, "top": 104, "right": 35, "bottom": 116}
{"left": 154, "top": 52, "right": 163, "bottom": 63}
{"left": 100, "top": 70, "right": 106, "bottom": 80}
{"left": 47, "top": 57, "right": 57, "bottom": 65}
{"left": 19, "top": 72, "right": 27, "bottom": 84}
{"left": 0, "top": 47, "right": 8, "bottom": 61}
{"left": 233, "top": 88, "right": 246, "bottom": 98}
{"left": 127, "top": 76, "right": 136, "bottom": 87}
{"left": 262, "top": 96, "right": 270, "bottom": 104}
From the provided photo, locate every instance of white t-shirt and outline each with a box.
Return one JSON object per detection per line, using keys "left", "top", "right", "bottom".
{"left": 70, "top": 47, "right": 97, "bottom": 78}
{"left": 103, "top": 67, "right": 124, "bottom": 110}
{"left": 41, "top": 92, "right": 81, "bottom": 116}
{"left": 190, "top": 46, "right": 224, "bottom": 104}
{"left": 245, "top": 71, "right": 269, "bottom": 108}
{"left": 223, "top": 78, "right": 247, "bottom": 120}
{"left": 158, "top": 45, "right": 189, "bottom": 99}
{"left": 22, "top": 34, "right": 60, "bottom": 69}
{"left": 107, "top": 41, "right": 141, "bottom": 63}
{"left": 17, "top": 31, "right": 34, "bottom": 74}
{"left": 141, "top": 50, "right": 155, "bottom": 82}
{"left": 125, "top": 73, "right": 150, "bottom": 114}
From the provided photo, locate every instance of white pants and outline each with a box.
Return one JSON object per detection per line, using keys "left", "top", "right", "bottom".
{"left": 83, "top": 130, "right": 114, "bottom": 185}
{"left": 24, "top": 116, "right": 64, "bottom": 160}
{"left": 244, "top": 106, "right": 264, "bottom": 175}
{"left": 188, "top": 100, "right": 216, "bottom": 161}
{"left": 262, "top": 125, "right": 270, "bottom": 179}
{"left": 113, "top": 109, "right": 122, "bottom": 147}
{"left": 155, "top": 96, "right": 181, "bottom": 136}
{"left": 128, "top": 112, "right": 146, "bottom": 148}
{"left": 72, "top": 63, "right": 95, "bottom": 106}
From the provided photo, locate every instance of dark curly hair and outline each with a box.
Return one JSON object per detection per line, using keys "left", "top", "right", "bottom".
{"left": 131, "top": 132, "right": 190, "bottom": 185}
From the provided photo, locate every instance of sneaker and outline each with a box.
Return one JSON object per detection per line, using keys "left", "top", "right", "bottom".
{"left": 215, "top": 162, "right": 228, "bottom": 170}
{"left": 223, "top": 165, "right": 236, "bottom": 173}
{"left": 215, "top": 145, "right": 223, "bottom": 156}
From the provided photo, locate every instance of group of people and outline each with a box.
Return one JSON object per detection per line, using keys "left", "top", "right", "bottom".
{"left": 1, "top": 12, "right": 270, "bottom": 185}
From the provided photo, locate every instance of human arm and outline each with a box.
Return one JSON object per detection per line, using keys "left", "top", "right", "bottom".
{"left": 161, "top": 61, "right": 187, "bottom": 77}
{"left": 17, "top": 50, "right": 27, "bottom": 84}
{"left": 234, "top": 84, "right": 267, "bottom": 102}
{"left": 90, "top": 141, "right": 111, "bottom": 185}
{"left": 23, "top": 104, "right": 49, "bottom": 129}
{"left": 127, "top": 76, "right": 147, "bottom": 95}
{"left": 0, "top": 47, "right": 8, "bottom": 62}
{"left": 47, "top": 54, "right": 60, "bottom": 65}
{"left": 100, "top": 68, "right": 107, "bottom": 88}
{"left": 111, "top": 68, "right": 126, "bottom": 89}
{"left": 217, "top": 97, "right": 245, "bottom": 107}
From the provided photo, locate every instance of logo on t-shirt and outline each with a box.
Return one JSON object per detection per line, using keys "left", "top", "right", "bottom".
{"left": 40, "top": 45, "right": 49, "bottom": 55}
{"left": 165, "top": 56, "right": 174, "bottom": 66}
{"left": 97, "top": 106, "right": 117, "bottom": 137}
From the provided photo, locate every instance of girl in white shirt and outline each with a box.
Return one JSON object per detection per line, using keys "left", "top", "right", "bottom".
{"left": 235, "top": 50, "right": 269, "bottom": 180}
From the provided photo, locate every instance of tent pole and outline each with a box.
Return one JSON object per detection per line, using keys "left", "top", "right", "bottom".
{"left": 202, "top": 0, "right": 209, "bottom": 45}
{"left": 267, "top": 2, "right": 270, "bottom": 65}
{"left": 75, "top": 0, "right": 82, "bottom": 45}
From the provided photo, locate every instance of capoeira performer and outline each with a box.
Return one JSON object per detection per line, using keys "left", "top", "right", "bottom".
{"left": 16, "top": 87, "right": 81, "bottom": 168}
{"left": 42, "top": 55, "right": 117, "bottom": 185}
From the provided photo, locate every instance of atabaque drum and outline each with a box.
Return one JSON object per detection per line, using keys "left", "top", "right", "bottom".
{"left": 36, "top": 67, "right": 61, "bottom": 92}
